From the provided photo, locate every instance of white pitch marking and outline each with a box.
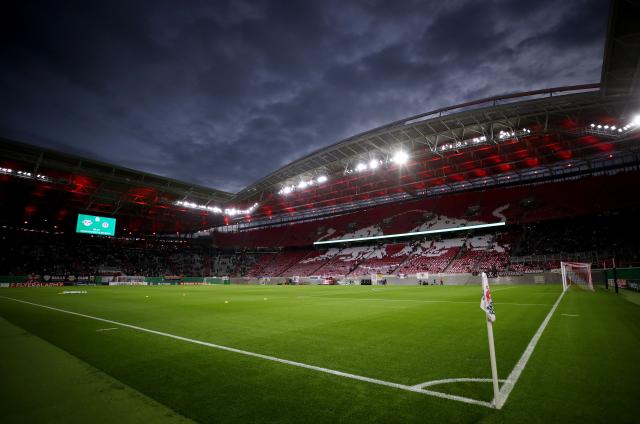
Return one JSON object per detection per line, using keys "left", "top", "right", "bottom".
{"left": 495, "top": 289, "right": 566, "bottom": 409}
{"left": 413, "top": 377, "right": 507, "bottom": 389}
{"left": 0, "top": 296, "right": 493, "bottom": 409}
{"left": 96, "top": 327, "right": 118, "bottom": 332}
{"left": 491, "top": 287, "right": 517, "bottom": 292}
{"left": 307, "top": 296, "right": 549, "bottom": 306}
{"left": 561, "top": 313, "right": 580, "bottom": 317}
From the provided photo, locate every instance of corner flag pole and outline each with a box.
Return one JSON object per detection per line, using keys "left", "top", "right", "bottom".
{"left": 486, "top": 312, "right": 500, "bottom": 407}
{"left": 480, "top": 272, "right": 501, "bottom": 408}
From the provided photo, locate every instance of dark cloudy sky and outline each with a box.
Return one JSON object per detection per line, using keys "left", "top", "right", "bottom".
{"left": 0, "top": 0, "right": 609, "bottom": 193}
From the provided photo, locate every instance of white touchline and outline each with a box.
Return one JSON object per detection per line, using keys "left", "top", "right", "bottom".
{"left": 0, "top": 296, "right": 493, "bottom": 409}
{"left": 495, "top": 289, "right": 566, "bottom": 409}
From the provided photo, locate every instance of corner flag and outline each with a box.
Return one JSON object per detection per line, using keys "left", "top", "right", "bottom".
{"left": 480, "top": 272, "right": 501, "bottom": 407}
{"left": 480, "top": 272, "right": 496, "bottom": 322}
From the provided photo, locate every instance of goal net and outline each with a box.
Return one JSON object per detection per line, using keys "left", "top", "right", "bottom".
{"left": 560, "top": 261, "right": 593, "bottom": 291}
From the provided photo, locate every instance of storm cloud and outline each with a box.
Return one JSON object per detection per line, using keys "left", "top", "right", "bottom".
{"left": 0, "top": 0, "right": 608, "bottom": 192}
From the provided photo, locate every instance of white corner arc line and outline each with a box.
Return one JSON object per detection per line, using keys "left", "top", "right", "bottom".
{"left": 0, "top": 296, "right": 493, "bottom": 409}
{"left": 413, "top": 377, "right": 507, "bottom": 390}
{"left": 495, "top": 289, "right": 566, "bottom": 409}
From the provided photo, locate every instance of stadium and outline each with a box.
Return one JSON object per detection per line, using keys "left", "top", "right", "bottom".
{"left": 1, "top": 1, "right": 640, "bottom": 423}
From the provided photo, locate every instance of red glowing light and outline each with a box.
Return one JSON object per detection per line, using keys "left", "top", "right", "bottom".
{"left": 524, "top": 157, "right": 539, "bottom": 167}
{"left": 556, "top": 150, "right": 572, "bottom": 160}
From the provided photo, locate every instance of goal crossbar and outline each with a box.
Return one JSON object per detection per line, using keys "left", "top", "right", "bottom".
{"left": 560, "top": 261, "right": 593, "bottom": 291}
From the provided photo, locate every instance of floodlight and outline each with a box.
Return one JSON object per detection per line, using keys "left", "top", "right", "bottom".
{"left": 298, "top": 180, "right": 308, "bottom": 189}
{"left": 392, "top": 151, "right": 409, "bottom": 165}
{"left": 316, "top": 175, "right": 328, "bottom": 183}
{"left": 355, "top": 163, "right": 368, "bottom": 172}
{"left": 369, "top": 159, "right": 379, "bottom": 170}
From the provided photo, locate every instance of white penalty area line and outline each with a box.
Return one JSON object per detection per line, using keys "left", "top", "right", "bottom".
{"left": 495, "top": 289, "right": 566, "bottom": 409}
{"left": 0, "top": 296, "right": 493, "bottom": 409}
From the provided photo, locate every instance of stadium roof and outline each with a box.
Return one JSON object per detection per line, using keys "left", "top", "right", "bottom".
{"left": 0, "top": 138, "right": 234, "bottom": 233}
{"left": 230, "top": 0, "right": 640, "bottom": 218}
{"left": 1, "top": 0, "right": 639, "bottom": 234}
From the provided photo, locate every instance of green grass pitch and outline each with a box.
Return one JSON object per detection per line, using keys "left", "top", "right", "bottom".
{"left": 1, "top": 284, "right": 639, "bottom": 423}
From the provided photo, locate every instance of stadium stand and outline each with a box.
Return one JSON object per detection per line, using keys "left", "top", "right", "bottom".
{"left": 349, "top": 243, "right": 410, "bottom": 276}
{"left": 3, "top": 202, "right": 640, "bottom": 280}
{"left": 215, "top": 171, "right": 640, "bottom": 249}
{"left": 395, "top": 240, "right": 463, "bottom": 275}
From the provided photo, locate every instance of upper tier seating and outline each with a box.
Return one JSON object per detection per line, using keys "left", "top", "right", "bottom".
{"left": 215, "top": 171, "right": 640, "bottom": 249}
{"left": 348, "top": 243, "right": 410, "bottom": 276}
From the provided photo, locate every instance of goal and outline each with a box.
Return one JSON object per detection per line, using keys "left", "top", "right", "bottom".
{"left": 560, "top": 261, "right": 593, "bottom": 291}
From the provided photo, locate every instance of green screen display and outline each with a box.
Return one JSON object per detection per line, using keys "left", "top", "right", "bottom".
{"left": 75, "top": 214, "right": 116, "bottom": 236}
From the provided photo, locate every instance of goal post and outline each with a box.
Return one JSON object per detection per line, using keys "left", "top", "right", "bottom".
{"left": 560, "top": 261, "right": 593, "bottom": 291}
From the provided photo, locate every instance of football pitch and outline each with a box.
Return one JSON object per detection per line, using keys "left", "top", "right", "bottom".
{"left": 1, "top": 284, "right": 639, "bottom": 423}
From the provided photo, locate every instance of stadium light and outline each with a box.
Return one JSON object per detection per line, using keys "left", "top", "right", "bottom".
{"left": 176, "top": 200, "right": 257, "bottom": 216}
{"left": 498, "top": 130, "right": 516, "bottom": 140}
{"left": 278, "top": 174, "right": 329, "bottom": 196}
{"left": 369, "top": 159, "right": 380, "bottom": 170}
{"left": 392, "top": 151, "right": 409, "bottom": 165}
{"left": 588, "top": 119, "right": 638, "bottom": 136}
{"left": 355, "top": 163, "right": 368, "bottom": 172}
